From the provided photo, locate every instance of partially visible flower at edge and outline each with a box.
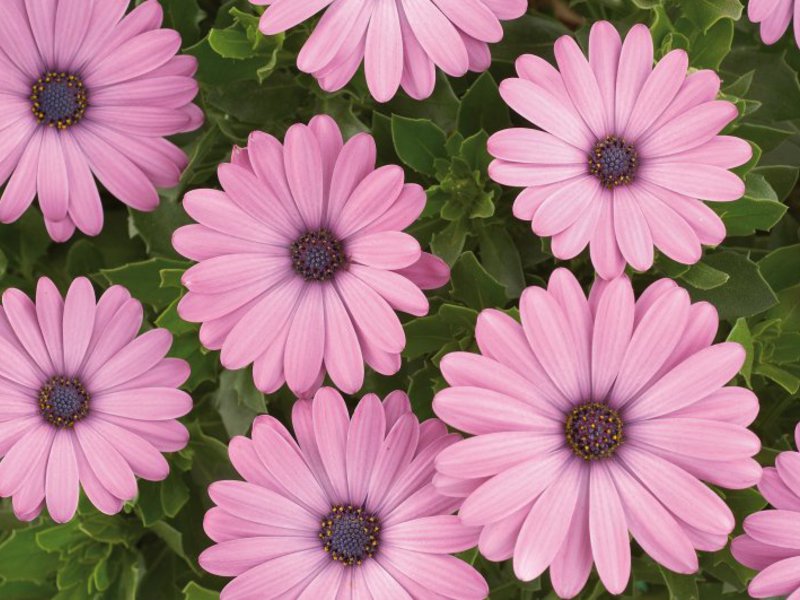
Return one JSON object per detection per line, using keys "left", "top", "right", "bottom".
{"left": 732, "top": 422, "right": 800, "bottom": 599}
{"left": 199, "top": 387, "right": 488, "bottom": 599}
{"left": 0, "top": 0, "right": 202, "bottom": 241}
{"left": 748, "top": 0, "right": 800, "bottom": 47}
{"left": 251, "top": 0, "right": 528, "bottom": 102}
{"left": 0, "top": 277, "right": 192, "bottom": 523}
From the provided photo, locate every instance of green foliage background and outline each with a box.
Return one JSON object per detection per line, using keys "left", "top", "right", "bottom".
{"left": 1, "top": 0, "right": 799, "bottom": 598}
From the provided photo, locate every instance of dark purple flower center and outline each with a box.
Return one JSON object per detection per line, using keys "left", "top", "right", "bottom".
{"left": 291, "top": 229, "right": 346, "bottom": 282}
{"left": 31, "top": 72, "right": 88, "bottom": 130}
{"left": 319, "top": 505, "right": 380, "bottom": 566}
{"left": 565, "top": 402, "right": 623, "bottom": 461}
{"left": 589, "top": 136, "right": 638, "bottom": 189}
{"left": 39, "top": 376, "right": 90, "bottom": 428}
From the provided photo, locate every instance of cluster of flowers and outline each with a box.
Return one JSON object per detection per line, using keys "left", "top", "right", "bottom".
{"left": 0, "top": 1, "right": 799, "bottom": 599}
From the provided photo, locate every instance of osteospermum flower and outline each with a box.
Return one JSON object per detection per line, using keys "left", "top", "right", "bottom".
{"left": 0, "top": 278, "right": 192, "bottom": 523}
{"left": 252, "top": 0, "right": 527, "bottom": 102}
{"left": 732, "top": 423, "right": 800, "bottom": 599}
{"left": 173, "top": 115, "right": 449, "bottom": 397}
{"left": 488, "top": 21, "right": 752, "bottom": 279}
{"left": 0, "top": 0, "right": 202, "bottom": 242}
{"left": 432, "top": 269, "right": 762, "bottom": 598}
{"left": 748, "top": 0, "right": 800, "bottom": 47}
{"left": 199, "top": 387, "right": 488, "bottom": 599}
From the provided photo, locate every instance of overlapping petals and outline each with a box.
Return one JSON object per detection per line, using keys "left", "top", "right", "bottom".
{"left": 173, "top": 115, "right": 449, "bottom": 398}
{"left": 732, "top": 424, "right": 800, "bottom": 599}
{"left": 0, "top": 277, "right": 192, "bottom": 523}
{"left": 432, "top": 268, "right": 761, "bottom": 598}
{"left": 253, "top": 0, "right": 527, "bottom": 101}
{"left": 199, "top": 387, "right": 488, "bottom": 600}
{"left": 748, "top": 0, "right": 800, "bottom": 47}
{"left": 0, "top": 0, "right": 201, "bottom": 241}
{"left": 488, "top": 21, "right": 751, "bottom": 279}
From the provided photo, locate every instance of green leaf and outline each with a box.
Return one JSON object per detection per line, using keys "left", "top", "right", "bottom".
{"left": 688, "top": 18, "right": 733, "bottom": 70}
{"left": 160, "top": 0, "right": 205, "bottom": 46}
{"left": 478, "top": 224, "right": 525, "bottom": 298}
{"left": 129, "top": 199, "right": 192, "bottom": 260}
{"left": 682, "top": 0, "right": 743, "bottom": 32}
{"left": 0, "top": 528, "right": 60, "bottom": 583}
{"left": 213, "top": 368, "right": 268, "bottom": 437}
{"left": 659, "top": 566, "right": 699, "bottom": 600}
{"left": 683, "top": 251, "right": 777, "bottom": 320}
{"left": 727, "top": 318, "right": 754, "bottom": 386}
{"left": 391, "top": 116, "right": 448, "bottom": 176}
{"left": 457, "top": 73, "right": 510, "bottom": 136}
{"left": 450, "top": 252, "right": 507, "bottom": 310}
{"left": 754, "top": 363, "right": 800, "bottom": 394}
{"left": 183, "top": 582, "right": 220, "bottom": 600}
{"left": 759, "top": 244, "right": 800, "bottom": 293}
{"left": 404, "top": 304, "right": 478, "bottom": 360}
{"left": 97, "top": 258, "right": 189, "bottom": 310}
{"left": 161, "top": 470, "right": 191, "bottom": 518}
{"left": 680, "top": 261, "right": 730, "bottom": 290}
{"left": 430, "top": 219, "right": 468, "bottom": 266}
{"left": 712, "top": 174, "right": 786, "bottom": 237}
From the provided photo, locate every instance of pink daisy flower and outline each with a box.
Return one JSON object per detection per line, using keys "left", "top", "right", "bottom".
{"left": 432, "top": 268, "right": 762, "bottom": 598}
{"left": 748, "top": 0, "right": 800, "bottom": 46}
{"left": 0, "top": 0, "right": 202, "bottom": 242}
{"left": 0, "top": 277, "right": 192, "bottom": 523}
{"left": 488, "top": 21, "right": 752, "bottom": 279}
{"left": 732, "top": 423, "right": 800, "bottom": 599}
{"left": 199, "top": 387, "right": 488, "bottom": 600}
{"left": 173, "top": 115, "right": 449, "bottom": 398}
{"left": 252, "top": 0, "right": 527, "bottom": 102}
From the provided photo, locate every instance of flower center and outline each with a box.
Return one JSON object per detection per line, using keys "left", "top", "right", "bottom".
{"left": 290, "top": 229, "right": 346, "bottom": 282}
{"left": 565, "top": 402, "right": 623, "bottom": 461}
{"left": 38, "top": 376, "right": 90, "bottom": 428}
{"left": 319, "top": 505, "right": 380, "bottom": 566}
{"left": 589, "top": 136, "right": 638, "bottom": 188}
{"left": 31, "top": 71, "right": 88, "bottom": 130}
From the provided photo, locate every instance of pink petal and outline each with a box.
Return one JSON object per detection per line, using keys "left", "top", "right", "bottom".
{"left": 365, "top": 0, "right": 403, "bottom": 102}
{"left": 378, "top": 549, "right": 488, "bottom": 600}
{"left": 252, "top": 421, "right": 328, "bottom": 514}
{"left": 554, "top": 35, "right": 607, "bottom": 138}
{"left": 589, "top": 462, "right": 630, "bottom": 594}
{"left": 284, "top": 287, "right": 325, "bottom": 396}
{"left": 346, "top": 394, "right": 385, "bottom": 505}
{"left": 624, "top": 49, "right": 688, "bottom": 141}
{"left": 498, "top": 77, "right": 592, "bottom": 150}
{"left": 458, "top": 451, "right": 570, "bottom": 526}
{"left": 334, "top": 271, "right": 405, "bottom": 354}
{"left": 74, "top": 421, "right": 137, "bottom": 501}
{"left": 611, "top": 287, "right": 690, "bottom": 408}
{"left": 639, "top": 161, "right": 745, "bottom": 202}
{"left": 609, "top": 460, "right": 698, "bottom": 573}
{"left": 591, "top": 275, "right": 635, "bottom": 401}
{"left": 313, "top": 388, "right": 351, "bottom": 502}
{"left": 260, "top": 0, "right": 335, "bottom": 34}
{"left": 624, "top": 342, "right": 746, "bottom": 421}
{"left": 321, "top": 286, "right": 363, "bottom": 394}
{"left": 614, "top": 24, "right": 653, "bottom": 134}
{"left": 513, "top": 458, "right": 582, "bottom": 581}
{"left": 44, "top": 430, "right": 79, "bottom": 523}
{"left": 401, "top": 0, "right": 469, "bottom": 76}
{"left": 749, "top": 556, "right": 800, "bottom": 598}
